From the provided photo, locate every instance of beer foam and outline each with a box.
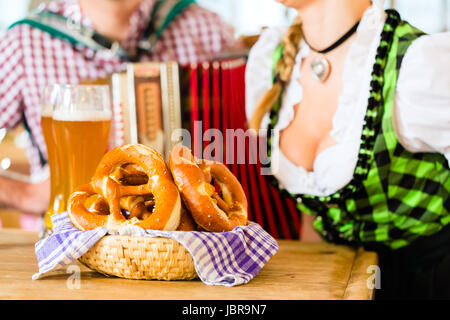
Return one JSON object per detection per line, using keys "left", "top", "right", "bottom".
{"left": 41, "top": 104, "right": 53, "bottom": 117}
{"left": 53, "top": 109, "right": 111, "bottom": 121}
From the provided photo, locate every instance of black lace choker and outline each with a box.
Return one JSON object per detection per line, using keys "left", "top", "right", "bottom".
{"left": 303, "top": 20, "right": 360, "bottom": 82}
{"left": 304, "top": 19, "right": 361, "bottom": 54}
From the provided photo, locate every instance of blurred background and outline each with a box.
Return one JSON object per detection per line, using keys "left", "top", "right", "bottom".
{"left": 1, "top": 0, "right": 450, "bottom": 35}
{"left": 0, "top": 0, "right": 449, "bottom": 231}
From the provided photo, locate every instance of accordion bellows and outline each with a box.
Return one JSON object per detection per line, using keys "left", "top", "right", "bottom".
{"left": 110, "top": 58, "right": 301, "bottom": 240}
{"left": 79, "top": 235, "right": 198, "bottom": 280}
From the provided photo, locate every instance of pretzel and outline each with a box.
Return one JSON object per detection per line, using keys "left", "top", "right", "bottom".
{"left": 68, "top": 144, "right": 181, "bottom": 232}
{"left": 168, "top": 145, "right": 248, "bottom": 232}
{"left": 111, "top": 163, "right": 148, "bottom": 186}
{"left": 86, "top": 194, "right": 109, "bottom": 215}
{"left": 68, "top": 183, "right": 109, "bottom": 230}
{"left": 176, "top": 204, "right": 198, "bottom": 231}
{"left": 120, "top": 195, "right": 154, "bottom": 219}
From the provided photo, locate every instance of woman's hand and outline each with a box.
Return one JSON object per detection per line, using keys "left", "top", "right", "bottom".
{"left": 300, "top": 212, "right": 322, "bottom": 242}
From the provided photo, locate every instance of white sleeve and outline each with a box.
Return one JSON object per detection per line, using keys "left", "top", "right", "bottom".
{"left": 245, "top": 27, "right": 286, "bottom": 129}
{"left": 394, "top": 33, "right": 450, "bottom": 166}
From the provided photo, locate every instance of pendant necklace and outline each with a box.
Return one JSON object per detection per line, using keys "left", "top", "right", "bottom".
{"left": 304, "top": 20, "right": 360, "bottom": 83}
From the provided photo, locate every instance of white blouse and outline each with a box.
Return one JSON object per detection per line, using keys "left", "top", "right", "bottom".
{"left": 245, "top": 0, "right": 450, "bottom": 197}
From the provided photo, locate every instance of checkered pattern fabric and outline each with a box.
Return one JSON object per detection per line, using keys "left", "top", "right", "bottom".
{"left": 33, "top": 212, "right": 279, "bottom": 286}
{"left": 267, "top": 10, "right": 450, "bottom": 250}
{"left": 0, "top": 0, "right": 236, "bottom": 180}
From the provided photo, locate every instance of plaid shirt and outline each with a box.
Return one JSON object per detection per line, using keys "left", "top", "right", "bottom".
{"left": 0, "top": 0, "right": 237, "bottom": 181}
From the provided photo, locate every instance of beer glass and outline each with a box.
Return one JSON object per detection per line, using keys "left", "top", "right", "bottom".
{"left": 54, "top": 84, "right": 112, "bottom": 193}
{"left": 43, "top": 84, "right": 112, "bottom": 234}
{"left": 41, "top": 84, "right": 65, "bottom": 233}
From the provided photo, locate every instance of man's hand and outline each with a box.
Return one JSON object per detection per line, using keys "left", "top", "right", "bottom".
{"left": 0, "top": 175, "right": 50, "bottom": 216}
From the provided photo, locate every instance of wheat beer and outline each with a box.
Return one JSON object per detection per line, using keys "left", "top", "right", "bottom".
{"left": 53, "top": 110, "right": 111, "bottom": 194}
{"left": 40, "top": 85, "right": 112, "bottom": 235}
{"left": 41, "top": 114, "right": 67, "bottom": 227}
{"left": 41, "top": 85, "right": 67, "bottom": 231}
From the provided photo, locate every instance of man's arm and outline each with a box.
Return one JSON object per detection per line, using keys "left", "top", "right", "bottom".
{"left": 0, "top": 27, "right": 25, "bottom": 131}
{"left": 0, "top": 175, "right": 50, "bottom": 216}
{"left": 0, "top": 24, "right": 49, "bottom": 216}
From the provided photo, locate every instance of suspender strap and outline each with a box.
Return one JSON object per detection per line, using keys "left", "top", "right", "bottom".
{"left": 139, "top": 0, "right": 196, "bottom": 52}
{"left": 9, "top": 10, "right": 133, "bottom": 60}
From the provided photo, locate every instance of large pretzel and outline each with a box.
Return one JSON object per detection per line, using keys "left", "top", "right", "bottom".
{"left": 177, "top": 204, "right": 197, "bottom": 231}
{"left": 168, "top": 145, "right": 248, "bottom": 232}
{"left": 68, "top": 144, "right": 181, "bottom": 232}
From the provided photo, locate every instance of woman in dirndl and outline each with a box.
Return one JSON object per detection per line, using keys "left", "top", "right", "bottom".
{"left": 245, "top": 0, "right": 450, "bottom": 299}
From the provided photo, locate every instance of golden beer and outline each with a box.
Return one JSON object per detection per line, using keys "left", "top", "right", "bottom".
{"left": 41, "top": 114, "right": 67, "bottom": 228}
{"left": 41, "top": 84, "right": 112, "bottom": 235}
{"left": 52, "top": 114, "right": 111, "bottom": 194}
{"left": 41, "top": 84, "right": 65, "bottom": 232}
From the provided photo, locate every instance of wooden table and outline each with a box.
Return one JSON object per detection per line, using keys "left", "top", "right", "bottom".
{"left": 0, "top": 229, "right": 378, "bottom": 300}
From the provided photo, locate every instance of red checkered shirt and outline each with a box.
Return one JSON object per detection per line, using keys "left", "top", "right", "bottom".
{"left": 0, "top": 0, "right": 237, "bottom": 181}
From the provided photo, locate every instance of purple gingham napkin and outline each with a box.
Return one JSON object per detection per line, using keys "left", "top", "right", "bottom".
{"left": 32, "top": 212, "right": 278, "bottom": 286}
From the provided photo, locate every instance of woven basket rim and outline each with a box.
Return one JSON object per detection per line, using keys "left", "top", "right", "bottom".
{"left": 79, "top": 232, "right": 198, "bottom": 280}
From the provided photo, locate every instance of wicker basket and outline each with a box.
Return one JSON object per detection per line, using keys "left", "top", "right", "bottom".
{"left": 78, "top": 235, "right": 198, "bottom": 280}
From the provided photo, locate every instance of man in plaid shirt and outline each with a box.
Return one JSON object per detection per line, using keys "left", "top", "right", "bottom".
{"left": 0, "top": 0, "right": 238, "bottom": 215}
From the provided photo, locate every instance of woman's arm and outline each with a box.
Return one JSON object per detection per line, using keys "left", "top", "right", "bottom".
{"left": 394, "top": 33, "right": 450, "bottom": 165}
{"left": 300, "top": 212, "right": 322, "bottom": 242}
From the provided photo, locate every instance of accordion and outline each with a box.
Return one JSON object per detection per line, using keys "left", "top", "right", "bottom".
{"left": 110, "top": 58, "right": 301, "bottom": 239}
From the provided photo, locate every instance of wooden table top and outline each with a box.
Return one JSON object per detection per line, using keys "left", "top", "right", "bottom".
{"left": 0, "top": 228, "right": 378, "bottom": 300}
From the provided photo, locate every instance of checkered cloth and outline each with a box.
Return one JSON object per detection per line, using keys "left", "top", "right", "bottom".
{"left": 32, "top": 212, "right": 279, "bottom": 286}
